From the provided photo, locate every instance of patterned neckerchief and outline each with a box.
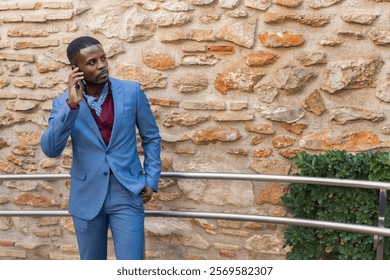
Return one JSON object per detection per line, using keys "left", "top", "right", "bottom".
{"left": 83, "top": 82, "right": 109, "bottom": 118}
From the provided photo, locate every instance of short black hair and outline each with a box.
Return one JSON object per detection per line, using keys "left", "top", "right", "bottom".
{"left": 66, "top": 36, "right": 102, "bottom": 64}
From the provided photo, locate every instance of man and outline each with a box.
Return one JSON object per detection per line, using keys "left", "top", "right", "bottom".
{"left": 41, "top": 36, "right": 161, "bottom": 260}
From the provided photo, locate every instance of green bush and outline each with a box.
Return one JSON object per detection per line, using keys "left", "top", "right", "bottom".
{"left": 282, "top": 150, "right": 390, "bottom": 259}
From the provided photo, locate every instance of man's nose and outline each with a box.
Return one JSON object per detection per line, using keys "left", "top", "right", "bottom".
{"left": 97, "top": 60, "right": 105, "bottom": 69}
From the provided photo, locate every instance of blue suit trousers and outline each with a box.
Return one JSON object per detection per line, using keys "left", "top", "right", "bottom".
{"left": 72, "top": 174, "right": 145, "bottom": 260}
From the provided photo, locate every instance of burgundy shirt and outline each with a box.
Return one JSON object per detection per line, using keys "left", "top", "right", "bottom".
{"left": 67, "top": 84, "right": 114, "bottom": 145}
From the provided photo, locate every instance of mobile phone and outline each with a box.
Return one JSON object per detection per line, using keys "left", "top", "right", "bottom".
{"left": 71, "top": 65, "right": 86, "bottom": 89}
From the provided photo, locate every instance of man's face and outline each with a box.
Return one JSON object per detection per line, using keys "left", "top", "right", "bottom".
{"left": 73, "top": 44, "right": 109, "bottom": 85}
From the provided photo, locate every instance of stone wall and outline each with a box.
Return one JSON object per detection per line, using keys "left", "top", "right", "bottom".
{"left": 1, "top": 0, "right": 390, "bottom": 260}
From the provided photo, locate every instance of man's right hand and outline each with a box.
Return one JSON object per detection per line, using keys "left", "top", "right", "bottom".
{"left": 67, "top": 66, "right": 85, "bottom": 107}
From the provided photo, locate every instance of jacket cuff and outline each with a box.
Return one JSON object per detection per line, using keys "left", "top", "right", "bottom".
{"left": 66, "top": 99, "right": 80, "bottom": 110}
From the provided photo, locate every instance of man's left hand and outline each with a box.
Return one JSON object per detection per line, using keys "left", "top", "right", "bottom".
{"left": 141, "top": 186, "right": 154, "bottom": 204}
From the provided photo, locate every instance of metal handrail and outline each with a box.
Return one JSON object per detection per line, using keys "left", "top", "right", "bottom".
{"left": 0, "top": 172, "right": 388, "bottom": 259}
{"left": 2, "top": 172, "right": 390, "bottom": 190}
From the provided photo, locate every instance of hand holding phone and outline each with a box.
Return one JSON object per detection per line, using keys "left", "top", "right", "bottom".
{"left": 71, "top": 65, "right": 86, "bottom": 89}
{"left": 68, "top": 65, "right": 85, "bottom": 107}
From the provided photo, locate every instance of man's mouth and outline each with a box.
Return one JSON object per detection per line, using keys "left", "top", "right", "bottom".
{"left": 98, "top": 70, "right": 109, "bottom": 77}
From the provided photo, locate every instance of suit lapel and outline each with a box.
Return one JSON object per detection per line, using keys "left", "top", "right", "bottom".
{"left": 107, "top": 78, "right": 124, "bottom": 150}
{"left": 78, "top": 98, "right": 106, "bottom": 148}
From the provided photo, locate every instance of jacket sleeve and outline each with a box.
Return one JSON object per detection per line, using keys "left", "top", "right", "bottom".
{"left": 135, "top": 84, "right": 162, "bottom": 191}
{"left": 41, "top": 96, "right": 79, "bottom": 158}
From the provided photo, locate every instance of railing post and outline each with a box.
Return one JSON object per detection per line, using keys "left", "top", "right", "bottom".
{"left": 374, "top": 189, "right": 387, "bottom": 260}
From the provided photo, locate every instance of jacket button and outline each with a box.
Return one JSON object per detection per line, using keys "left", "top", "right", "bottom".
{"left": 103, "top": 172, "right": 108, "bottom": 176}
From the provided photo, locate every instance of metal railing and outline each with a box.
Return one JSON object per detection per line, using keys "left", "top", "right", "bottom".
{"left": 0, "top": 172, "right": 389, "bottom": 259}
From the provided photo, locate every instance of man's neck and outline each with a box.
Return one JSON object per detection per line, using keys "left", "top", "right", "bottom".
{"left": 85, "top": 82, "right": 105, "bottom": 98}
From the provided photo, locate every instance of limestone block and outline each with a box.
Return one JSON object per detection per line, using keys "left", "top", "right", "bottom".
{"left": 369, "top": 27, "right": 390, "bottom": 45}
{"left": 0, "top": 161, "right": 15, "bottom": 173}
{"left": 207, "top": 45, "right": 234, "bottom": 54}
{"left": 36, "top": 218, "right": 59, "bottom": 227}
{"left": 297, "top": 52, "right": 326, "bottom": 66}
{"left": 199, "top": 14, "right": 220, "bottom": 24}
{"left": 61, "top": 217, "right": 75, "bottom": 234}
{"left": 283, "top": 123, "right": 307, "bottom": 135}
{"left": 145, "top": 217, "right": 210, "bottom": 249}
{"left": 279, "top": 148, "right": 304, "bottom": 159}
{"left": 191, "top": 127, "right": 241, "bottom": 144}
{"left": 244, "top": 0, "right": 272, "bottom": 11}
{"left": 214, "top": 66, "right": 265, "bottom": 94}
{"left": 329, "top": 106, "right": 385, "bottom": 124}
{"left": 172, "top": 74, "right": 208, "bottom": 92}
{"left": 116, "top": 63, "right": 167, "bottom": 89}
{"left": 0, "top": 112, "right": 28, "bottom": 126}
{"left": 264, "top": 13, "right": 330, "bottom": 27}
{"left": 245, "top": 123, "right": 275, "bottom": 134}
{"left": 1, "top": 15, "right": 23, "bottom": 23}
{"left": 159, "top": 29, "right": 215, "bottom": 42}
{"left": 203, "top": 179, "right": 254, "bottom": 206}
{"left": 0, "top": 250, "right": 26, "bottom": 259}
{"left": 0, "top": 79, "right": 10, "bottom": 88}
{"left": 6, "top": 181, "right": 38, "bottom": 192}
{"left": 298, "top": 129, "right": 390, "bottom": 151}
{"left": 156, "top": 13, "right": 191, "bottom": 27}
{"left": 23, "top": 14, "right": 47, "bottom": 23}
{"left": 245, "top": 51, "right": 278, "bottom": 66}
{"left": 225, "top": 10, "right": 247, "bottom": 18}
{"left": 87, "top": 6, "right": 156, "bottom": 43}
{"left": 274, "top": 65, "right": 314, "bottom": 94}
{"left": 320, "top": 58, "right": 384, "bottom": 93}
{"left": 162, "top": 1, "right": 194, "bottom": 11}
{"left": 182, "top": 43, "right": 207, "bottom": 52}
{"left": 272, "top": 136, "right": 295, "bottom": 148}
{"left": 250, "top": 159, "right": 291, "bottom": 175}
{"left": 163, "top": 111, "right": 208, "bottom": 127}
{"left": 184, "top": 101, "right": 226, "bottom": 110}
{"left": 342, "top": 13, "right": 379, "bottom": 25}
{"left": 220, "top": 0, "right": 240, "bottom": 9}
{"left": 13, "top": 80, "right": 36, "bottom": 89}
{"left": 254, "top": 82, "right": 279, "bottom": 104}
{"left": 255, "top": 183, "right": 288, "bottom": 205}
{"left": 307, "top": 0, "right": 344, "bottom": 9}
{"left": 251, "top": 135, "right": 265, "bottom": 145}
{"left": 181, "top": 54, "right": 219, "bottom": 66}
{"left": 0, "top": 52, "right": 34, "bottom": 62}
{"left": 337, "top": 30, "right": 364, "bottom": 40}
{"left": 211, "top": 112, "right": 254, "bottom": 121}
{"left": 216, "top": 20, "right": 257, "bottom": 48}
{"left": 0, "top": 196, "right": 9, "bottom": 204}
{"left": 252, "top": 149, "right": 273, "bottom": 158}
{"left": 150, "top": 98, "right": 179, "bottom": 107}
{"left": 275, "top": 0, "right": 302, "bottom": 7}
{"left": 191, "top": 0, "right": 216, "bottom": 5}
{"left": 222, "top": 229, "right": 250, "bottom": 237}
{"left": 227, "top": 148, "right": 248, "bottom": 156}
{"left": 142, "top": 50, "right": 176, "bottom": 71}
{"left": 12, "top": 193, "right": 58, "bottom": 207}
{"left": 244, "top": 234, "right": 287, "bottom": 254}
{"left": 0, "top": 217, "right": 12, "bottom": 230}
{"left": 302, "top": 90, "right": 326, "bottom": 116}
{"left": 259, "top": 31, "right": 304, "bottom": 48}
{"left": 7, "top": 26, "right": 51, "bottom": 37}
{"left": 213, "top": 243, "right": 240, "bottom": 251}
{"left": 13, "top": 217, "right": 31, "bottom": 234}
{"left": 257, "top": 105, "right": 305, "bottom": 123}
{"left": 319, "top": 38, "right": 344, "bottom": 46}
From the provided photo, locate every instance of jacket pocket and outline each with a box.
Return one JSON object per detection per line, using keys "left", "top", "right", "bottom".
{"left": 70, "top": 169, "right": 86, "bottom": 180}
{"left": 129, "top": 161, "right": 142, "bottom": 176}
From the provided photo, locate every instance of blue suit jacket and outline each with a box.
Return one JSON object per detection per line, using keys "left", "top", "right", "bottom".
{"left": 41, "top": 77, "right": 161, "bottom": 220}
